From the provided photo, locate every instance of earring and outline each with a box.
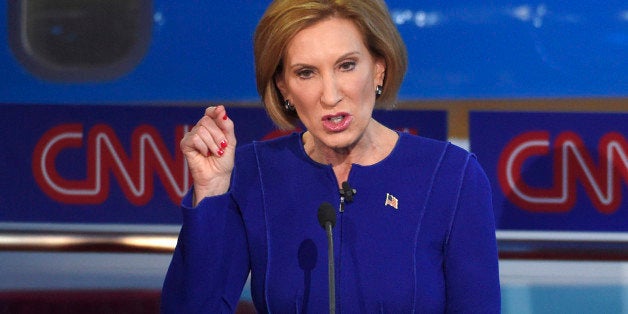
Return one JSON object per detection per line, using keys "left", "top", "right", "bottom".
{"left": 375, "top": 85, "right": 383, "bottom": 97}
{"left": 284, "top": 99, "right": 295, "bottom": 111}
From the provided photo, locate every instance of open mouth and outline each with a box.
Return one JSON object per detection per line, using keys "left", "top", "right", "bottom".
{"left": 328, "top": 114, "right": 345, "bottom": 124}
{"left": 322, "top": 113, "right": 351, "bottom": 131}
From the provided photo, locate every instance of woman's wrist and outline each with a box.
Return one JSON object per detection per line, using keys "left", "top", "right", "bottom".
{"left": 192, "top": 177, "right": 231, "bottom": 207}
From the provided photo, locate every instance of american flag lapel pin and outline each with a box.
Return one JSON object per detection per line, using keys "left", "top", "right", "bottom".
{"left": 385, "top": 193, "right": 398, "bottom": 210}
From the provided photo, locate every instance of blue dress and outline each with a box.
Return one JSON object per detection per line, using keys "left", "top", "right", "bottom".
{"left": 162, "top": 132, "right": 501, "bottom": 313}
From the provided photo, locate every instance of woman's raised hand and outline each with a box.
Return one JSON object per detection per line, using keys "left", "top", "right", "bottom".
{"left": 180, "top": 105, "right": 237, "bottom": 205}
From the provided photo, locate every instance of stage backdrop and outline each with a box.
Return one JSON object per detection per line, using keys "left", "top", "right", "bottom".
{"left": 1, "top": 104, "right": 446, "bottom": 225}
{"left": 470, "top": 111, "right": 628, "bottom": 232}
{"left": 1, "top": 0, "right": 625, "bottom": 102}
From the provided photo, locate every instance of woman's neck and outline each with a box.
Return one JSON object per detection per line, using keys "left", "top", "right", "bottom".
{"left": 303, "top": 120, "right": 398, "bottom": 186}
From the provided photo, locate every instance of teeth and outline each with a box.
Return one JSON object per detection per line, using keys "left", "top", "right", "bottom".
{"left": 329, "top": 116, "right": 343, "bottom": 123}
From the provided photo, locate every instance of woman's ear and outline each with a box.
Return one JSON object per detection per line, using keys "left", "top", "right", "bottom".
{"left": 275, "top": 73, "right": 288, "bottom": 99}
{"left": 375, "top": 58, "right": 386, "bottom": 86}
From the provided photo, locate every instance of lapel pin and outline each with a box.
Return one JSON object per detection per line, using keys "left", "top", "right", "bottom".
{"left": 385, "top": 193, "right": 398, "bottom": 210}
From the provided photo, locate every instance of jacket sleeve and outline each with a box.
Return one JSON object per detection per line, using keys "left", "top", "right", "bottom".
{"left": 444, "top": 156, "right": 501, "bottom": 313}
{"left": 161, "top": 190, "right": 251, "bottom": 314}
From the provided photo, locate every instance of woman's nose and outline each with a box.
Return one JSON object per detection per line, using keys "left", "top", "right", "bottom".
{"left": 320, "top": 74, "right": 342, "bottom": 107}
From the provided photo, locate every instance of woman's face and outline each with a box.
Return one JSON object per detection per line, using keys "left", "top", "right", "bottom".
{"left": 276, "top": 17, "right": 386, "bottom": 151}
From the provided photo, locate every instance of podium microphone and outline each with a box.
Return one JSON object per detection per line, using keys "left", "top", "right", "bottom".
{"left": 317, "top": 202, "right": 337, "bottom": 314}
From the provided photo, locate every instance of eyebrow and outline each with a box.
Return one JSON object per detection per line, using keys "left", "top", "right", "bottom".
{"left": 288, "top": 51, "right": 362, "bottom": 69}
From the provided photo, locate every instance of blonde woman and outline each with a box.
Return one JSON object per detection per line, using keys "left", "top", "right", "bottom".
{"left": 162, "top": 0, "right": 500, "bottom": 312}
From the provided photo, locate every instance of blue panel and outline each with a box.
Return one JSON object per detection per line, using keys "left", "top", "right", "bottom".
{"left": 470, "top": 111, "right": 628, "bottom": 232}
{"left": 1, "top": 104, "right": 445, "bottom": 225}
{"left": 502, "top": 285, "right": 623, "bottom": 314}
{"left": 0, "top": 0, "right": 626, "bottom": 103}
{"left": 389, "top": 0, "right": 627, "bottom": 98}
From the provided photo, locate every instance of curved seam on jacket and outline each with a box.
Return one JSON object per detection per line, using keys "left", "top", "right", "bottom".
{"left": 411, "top": 141, "right": 449, "bottom": 313}
{"left": 444, "top": 153, "right": 471, "bottom": 247}
{"left": 253, "top": 141, "right": 272, "bottom": 313}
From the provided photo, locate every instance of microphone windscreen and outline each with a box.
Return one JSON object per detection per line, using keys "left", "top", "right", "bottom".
{"left": 341, "top": 181, "right": 351, "bottom": 192}
{"left": 341, "top": 181, "right": 354, "bottom": 201}
{"left": 317, "top": 202, "right": 336, "bottom": 229}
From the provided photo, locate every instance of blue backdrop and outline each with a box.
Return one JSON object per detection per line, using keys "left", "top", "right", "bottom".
{"left": 0, "top": 0, "right": 625, "bottom": 103}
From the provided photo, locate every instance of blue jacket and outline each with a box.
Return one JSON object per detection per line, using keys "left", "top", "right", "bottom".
{"left": 162, "top": 132, "right": 500, "bottom": 313}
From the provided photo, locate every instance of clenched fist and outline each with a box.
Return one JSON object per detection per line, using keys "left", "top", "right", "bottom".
{"left": 180, "top": 105, "right": 237, "bottom": 206}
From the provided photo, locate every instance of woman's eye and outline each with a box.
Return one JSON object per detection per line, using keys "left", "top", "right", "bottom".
{"left": 339, "top": 61, "right": 356, "bottom": 71}
{"left": 297, "top": 69, "right": 314, "bottom": 79}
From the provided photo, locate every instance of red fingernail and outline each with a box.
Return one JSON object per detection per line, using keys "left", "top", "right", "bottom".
{"left": 220, "top": 140, "right": 228, "bottom": 148}
{"left": 222, "top": 114, "right": 228, "bottom": 120}
{"left": 217, "top": 149, "right": 224, "bottom": 156}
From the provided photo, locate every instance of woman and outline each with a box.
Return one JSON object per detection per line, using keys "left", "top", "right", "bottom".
{"left": 162, "top": 0, "right": 501, "bottom": 313}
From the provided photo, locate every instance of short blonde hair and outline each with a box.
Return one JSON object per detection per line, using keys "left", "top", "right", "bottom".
{"left": 254, "top": 0, "right": 408, "bottom": 130}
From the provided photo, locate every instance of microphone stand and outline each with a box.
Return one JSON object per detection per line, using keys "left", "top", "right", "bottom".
{"left": 324, "top": 221, "right": 336, "bottom": 314}
{"left": 318, "top": 202, "right": 337, "bottom": 314}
